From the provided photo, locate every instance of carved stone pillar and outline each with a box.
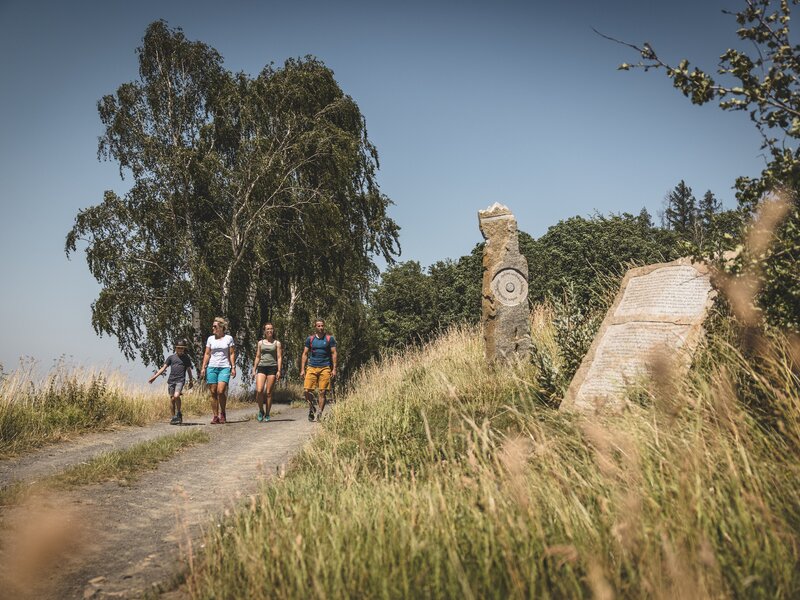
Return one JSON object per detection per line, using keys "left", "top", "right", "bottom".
{"left": 479, "top": 203, "right": 531, "bottom": 362}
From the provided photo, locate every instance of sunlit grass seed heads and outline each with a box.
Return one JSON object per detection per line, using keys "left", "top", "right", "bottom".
{"left": 187, "top": 321, "right": 800, "bottom": 599}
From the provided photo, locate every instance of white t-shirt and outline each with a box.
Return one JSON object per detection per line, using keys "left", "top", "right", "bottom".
{"left": 206, "top": 334, "right": 235, "bottom": 368}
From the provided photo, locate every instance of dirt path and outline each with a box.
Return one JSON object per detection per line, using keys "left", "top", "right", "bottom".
{"left": 0, "top": 404, "right": 316, "bottom": 599}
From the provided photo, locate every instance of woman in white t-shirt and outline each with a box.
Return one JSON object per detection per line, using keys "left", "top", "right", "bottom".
{"left": 200, "top": 316, "right": 236, "bottom": 424}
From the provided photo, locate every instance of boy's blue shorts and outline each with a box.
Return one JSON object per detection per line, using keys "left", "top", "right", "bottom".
{"left": 206, "top": 366, "right": 231, "bottom": 384}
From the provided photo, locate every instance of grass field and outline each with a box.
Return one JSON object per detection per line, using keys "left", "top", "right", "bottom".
{"left": 186, "top": 320, "right": 800, "bottom": 599}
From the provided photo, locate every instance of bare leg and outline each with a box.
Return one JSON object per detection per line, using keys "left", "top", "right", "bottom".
{"left": 255, "top": 372, "right": 267, "bottom": 415}
{"left": 305, "top": 389, "right": 316, "bottom": 415}
{"left": 218, "top": 381, "right": 228, "bottom": 417}
{"left": 265, "top": 375, "right": 277, "bottom": 417}
{"left": 318, "top": 390, "right": 327, "bottom": 416}
{"left": 210, "top": 383, "right": 219, "bottom": 416}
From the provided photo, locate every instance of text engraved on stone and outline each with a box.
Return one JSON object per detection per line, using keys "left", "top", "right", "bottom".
{"left": 614, "top": 266, "right": 712, "bottom": 319}
{"left": 490, "top": 269, "right": 528, "bottom": 306}
{"left": 575, "top": 322, "right": 690, "bottom": 404}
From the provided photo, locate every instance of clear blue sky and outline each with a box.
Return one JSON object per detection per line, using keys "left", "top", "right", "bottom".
{"left": 0, "top": 0, "right": 765, "bottom": 380}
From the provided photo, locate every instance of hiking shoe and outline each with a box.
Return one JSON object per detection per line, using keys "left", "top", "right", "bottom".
{"left": 308, "top": 407, "right": 315, "bottom": 422}
{"left": 220, "top": 413, "right": 227, "bottom": 424}
{"left": 211, "top": 415, "right": 220, "bottom": 424}
{"left": 170, "top": 414, "right": 181, "bottom": 425}
{"left": 257, "top": 410, "right": 264, "bottom": 422}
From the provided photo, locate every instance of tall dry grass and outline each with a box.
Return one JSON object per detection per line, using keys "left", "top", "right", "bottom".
{"left": 0, "top": 362, "right": 245, "bottom": 457}
{"left": 186, "top": 320, "right": 799, "bottom": 598}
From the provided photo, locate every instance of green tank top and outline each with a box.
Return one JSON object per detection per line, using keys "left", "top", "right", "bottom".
{"left": 258, "top": 339, "right": 278, "bottom": 367}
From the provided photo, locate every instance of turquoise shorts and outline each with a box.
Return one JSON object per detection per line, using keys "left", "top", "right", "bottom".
{"left": 206, "top": 366, "right": 231, "bottom": 384}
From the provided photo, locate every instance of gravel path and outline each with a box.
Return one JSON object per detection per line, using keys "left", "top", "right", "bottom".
{"left": 0, "top": 404, "right": 317, "bottom": 599}
{"left": 0, "top": 409, "right": 254, "bottom": 488}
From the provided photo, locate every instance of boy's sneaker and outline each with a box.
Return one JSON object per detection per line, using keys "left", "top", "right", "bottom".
{"left": 219, "top": 413, "right": 227, "bottom": 424}
{"left": 211, "top": 415, "right": 220, "bottom": 424}
{"left": 170, "top": 414, "right": 181, "bottom": 425}
{"left": 257, "top": 410, "right": 264, "bottom": 422}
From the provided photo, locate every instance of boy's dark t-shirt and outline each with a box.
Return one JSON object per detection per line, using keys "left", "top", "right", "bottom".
{"left": 165, "top": 354, "right": 194, "bottom": 384}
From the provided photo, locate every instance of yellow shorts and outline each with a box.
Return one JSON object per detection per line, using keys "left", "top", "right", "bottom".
{"left": 304, "top": 366, "right": 332, "bottom": 391}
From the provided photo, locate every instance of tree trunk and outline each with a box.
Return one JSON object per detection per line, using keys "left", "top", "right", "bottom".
{"left": 236, "top": 273, "right": 260, "bottom": 347}
{"left": 288, "top": 280, "right": 300, "bottom": 322}
{"left": 220, "top": 266, "right": 233, "bottom": 316}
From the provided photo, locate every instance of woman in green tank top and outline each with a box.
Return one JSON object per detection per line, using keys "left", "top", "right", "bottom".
{"left": 251, "top": 323, "right": 282, "bottom": 421}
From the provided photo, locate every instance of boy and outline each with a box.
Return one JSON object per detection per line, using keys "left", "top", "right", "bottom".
{"left": 149, "top": 339, "right": 195, "bottom": 424}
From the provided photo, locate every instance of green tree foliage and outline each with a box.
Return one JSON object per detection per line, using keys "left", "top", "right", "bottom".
{"left": 697, "top": 189, "right": 745, "bottom": 255}
{"left": 663, "top": 179, "right": 698, "bottom": 237}
{"left": 370, "top": 261, "right": 436, "bottom": 348}
{"left": 662, "top": 181, "right": 743, "bottom": 253}
{"left": 65, "top": 21, "right": 399, "bottom": 370}
{"left": 426, "top": 232, "right": 538, "bottom": 333}
{"left": 614, "top": 0, "right": 800, "bottom": 331}
{"left": 527, "top": 212, "right": 682, "bottom": 309}
{"left": 370, "top": 214, "right": 680, "bottom": 352}
{"left": 699, "top": 189, "right": 722, "bottom": 230}
{"left": 428, "top": 248, "right": 482, "bottom": 329}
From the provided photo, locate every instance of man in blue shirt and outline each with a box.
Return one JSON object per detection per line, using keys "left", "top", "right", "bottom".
{"left": 300, "top": 319, "right": 338, "bottom": 422}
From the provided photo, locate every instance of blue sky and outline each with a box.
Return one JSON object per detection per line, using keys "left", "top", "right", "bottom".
{"left": 0, "top": 0, "right": 766, "bottom": 380}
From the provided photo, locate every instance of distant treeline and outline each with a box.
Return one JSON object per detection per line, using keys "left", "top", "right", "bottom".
{"left": 369, "top": 187, "right": 743, "bottom": 355}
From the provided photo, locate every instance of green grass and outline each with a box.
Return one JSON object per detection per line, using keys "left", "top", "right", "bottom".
{"left": 0, "top": 429, "right": 209, "bottom": 508}
{"left": 50, "top": 428, "right": 210, "bottom": 488}
{"left": 186, "top": 322, "right": 800, "bottom": 599}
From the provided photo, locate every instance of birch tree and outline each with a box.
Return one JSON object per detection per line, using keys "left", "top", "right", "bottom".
{"left": 66, "top": 21, "right": 399, "bottom": 369}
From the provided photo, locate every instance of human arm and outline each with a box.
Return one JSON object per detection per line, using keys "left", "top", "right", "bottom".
{"left": 331, "top": 346, "right": 338, "bottom": 379}
{"left": 229, "top": 342, "right": 237, "bottom": 379}
{"left": 148, "top": 363, "right": 168, "bottom": 384}
{"left": 200, "top": 346, "right": 211, "bottom": 378}
{"left": 300, "top": 345, "right": 309, "bottom": 379}
{"left": 185, "top": 356, "right": 195, "bottom": 388}
{"left": 276, "top": 341, "right": 283, "bottom": 380}
{"left": 252, "top": 341, "right": 261, "bottom": 377}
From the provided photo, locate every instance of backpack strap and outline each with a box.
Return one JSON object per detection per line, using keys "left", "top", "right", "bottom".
{"left": 307, "top": 334, "right": 332, "bottom": 354}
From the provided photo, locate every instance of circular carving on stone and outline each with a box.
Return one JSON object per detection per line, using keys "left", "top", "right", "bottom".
{"left": 491, "top": 269, "right": 528, "bottom": 306}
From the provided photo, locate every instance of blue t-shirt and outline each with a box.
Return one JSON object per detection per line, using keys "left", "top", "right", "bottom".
{"left": 306, "top": 334, "right": 336, "bottom": 367}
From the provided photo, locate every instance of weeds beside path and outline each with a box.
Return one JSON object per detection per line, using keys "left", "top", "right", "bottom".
{"left": 0, "top": 405, "right": 316, "bottom": 599}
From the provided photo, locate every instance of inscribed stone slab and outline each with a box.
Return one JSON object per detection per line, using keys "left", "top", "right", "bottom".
{"left": 561, "top": 258, "right": 715, "bottom": 412}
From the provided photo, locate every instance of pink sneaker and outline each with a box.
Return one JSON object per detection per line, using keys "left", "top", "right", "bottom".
{"left": 211, "top": 415, "right": 220, "bottom": 424}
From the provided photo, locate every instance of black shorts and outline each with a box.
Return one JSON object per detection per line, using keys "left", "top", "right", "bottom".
{"left": 256, "top": 365, "right": 278, "bottom": 376}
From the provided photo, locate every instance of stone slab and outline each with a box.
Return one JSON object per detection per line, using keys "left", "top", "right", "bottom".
{"left": 561, "top": 257, "right": 715, "bottom": 412}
